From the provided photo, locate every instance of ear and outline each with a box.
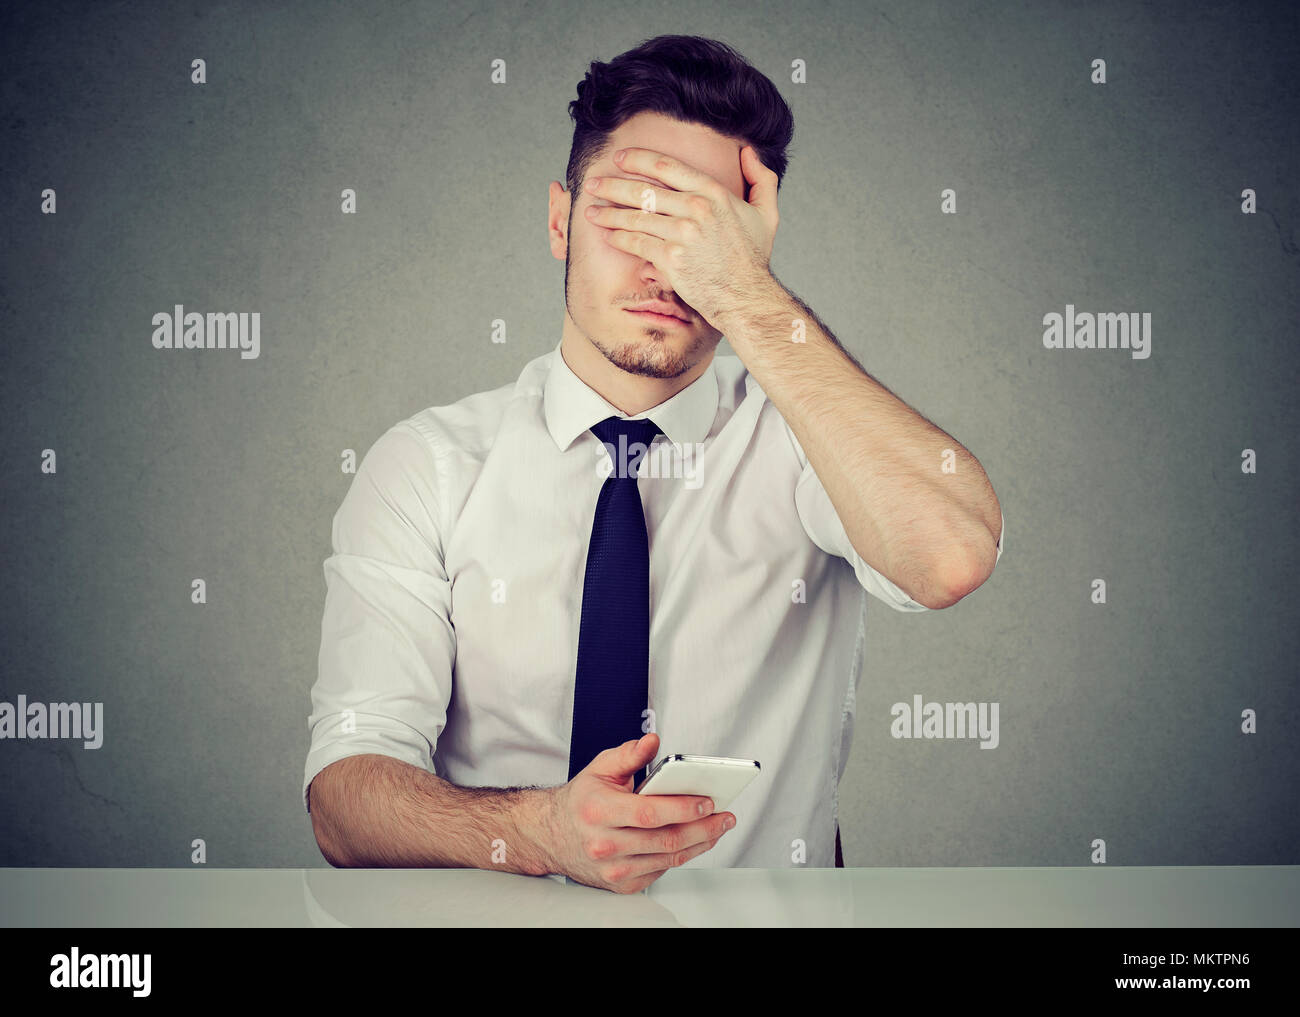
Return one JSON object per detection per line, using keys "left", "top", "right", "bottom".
{"left": 547, "top": 180, "right": 571, "bottom": 261}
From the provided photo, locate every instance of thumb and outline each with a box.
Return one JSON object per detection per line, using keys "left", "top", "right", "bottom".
{"left": 592, "top": 732, "right": 659, "bottom": 780}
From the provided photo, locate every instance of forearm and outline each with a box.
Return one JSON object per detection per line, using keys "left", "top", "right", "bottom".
{"left": 308, "top": 753, "right": 558, "bottom": 874}
{"left": 718, "top": 275, "right": 1001, "bottom": 606}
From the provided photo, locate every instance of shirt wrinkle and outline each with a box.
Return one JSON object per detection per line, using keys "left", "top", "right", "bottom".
{"left": 303, "top": 340, "right": 1005, "bottom": 866}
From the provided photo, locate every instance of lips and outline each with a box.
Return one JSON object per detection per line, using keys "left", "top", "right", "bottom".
{"left": 626, "top": 303, "right": 689, "bottom": 323}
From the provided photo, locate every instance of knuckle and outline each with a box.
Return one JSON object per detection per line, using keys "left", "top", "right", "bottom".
{"left": 603, "top": 862, "right": 631, "bottom": 884}
{"left": 579, "top": 799, "right": 603, "bottom": 826}
{"left": 687, "top": 194, "right": 711, "bottom": 216}
{"left": 658, "top": 827, "right": 685, "bottom": 855}
{"left": 635, "top": 801, "right": 657, "bottom": 828}
{"left": 584, "top": 837, "right": 612, "bottom": 860}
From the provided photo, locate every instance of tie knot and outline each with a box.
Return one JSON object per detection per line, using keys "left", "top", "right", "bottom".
{"left": 591, "top": 416, "right": 662, "bottom": 478}
{"left": 592, "top": 415, "right": 661, "bottom": 448}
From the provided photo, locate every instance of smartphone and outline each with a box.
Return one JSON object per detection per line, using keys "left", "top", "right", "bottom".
{"left": 633, "top": 754, "right": 760, "bottom": 811}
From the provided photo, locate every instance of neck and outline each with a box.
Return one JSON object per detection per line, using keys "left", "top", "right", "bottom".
{"left": 559, "top": 329, "right": 714, "bottom": 417}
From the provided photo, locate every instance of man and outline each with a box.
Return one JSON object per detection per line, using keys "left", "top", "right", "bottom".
{"left": 303, "top": 35, "right": 1004, "bottom": 894}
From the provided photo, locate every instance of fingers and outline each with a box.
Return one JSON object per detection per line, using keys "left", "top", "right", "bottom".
{"left": 569, "top": 737, "right": 741, "bottom": 893}
{"left": 608, "top": 810, "right": 734, "bottom": 865}
{"left": 606, "top": 827, "right": 729, "bottom": 893}
{"left": 620, "top": 832, "right": 727, "bottom": 885}
{"left": 608, "top": 790, "right": 716, "bottom": 828}
{"left": 575, "top": 809, "right": 735, "bottom": 890}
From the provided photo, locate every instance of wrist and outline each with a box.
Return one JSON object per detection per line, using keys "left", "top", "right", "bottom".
{"left": 714, "top": 271, "right": 786, "bottom": 347}
{"left": 517, "top": 786, "right": 563, "bottom": 877}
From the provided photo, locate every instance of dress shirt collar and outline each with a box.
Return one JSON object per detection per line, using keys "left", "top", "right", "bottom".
{"left": 543, "top": 338, "right": 720, "bottom": 452}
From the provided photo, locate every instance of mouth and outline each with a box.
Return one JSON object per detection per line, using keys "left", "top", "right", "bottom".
{"left": 626, "top": 308, "right": 689, "bottom": 327}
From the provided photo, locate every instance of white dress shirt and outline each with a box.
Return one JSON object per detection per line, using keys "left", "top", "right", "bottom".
{"left": 303, "top": 340, "right": 1004, "bottom": 869}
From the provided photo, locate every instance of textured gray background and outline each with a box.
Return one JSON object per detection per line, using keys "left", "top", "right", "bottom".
{"left": 1, "top": 0, "right": 1296, "bottom": 868}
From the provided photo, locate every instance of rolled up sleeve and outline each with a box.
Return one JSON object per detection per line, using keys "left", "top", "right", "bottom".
{"left": 786, "top": 416, "right": 1005, "bottom": 612}
{"left": 302, "top": 423, "right": 456, "bottom": 813}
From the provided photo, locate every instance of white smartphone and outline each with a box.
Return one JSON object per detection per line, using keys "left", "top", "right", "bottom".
{"left": 633, "top": 754, "right": 761, "bottom": 811}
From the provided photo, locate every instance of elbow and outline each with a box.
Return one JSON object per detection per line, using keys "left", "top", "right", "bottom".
{"left": 314, "top": 830, "right": 350, "bottom": 868}
{"left": 312, "top": 817, "right": 352, "bottom": 868}
{"left": 923, "top": 539, "right": 998, "bottom": 610}
{"left": 308, "top": 777, "right": 354, "bottom": 868}
{"left": 915, "top": 580, "right": 966, "bottom": 611}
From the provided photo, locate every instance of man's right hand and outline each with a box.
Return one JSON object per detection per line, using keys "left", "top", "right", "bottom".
{"left": 540, "top": 732, "right": 736, "bottom": 893}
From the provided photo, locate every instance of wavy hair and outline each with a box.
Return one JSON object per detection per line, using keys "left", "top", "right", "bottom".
{"left": 565, "top": 35, "right": 795, "bottom": 198}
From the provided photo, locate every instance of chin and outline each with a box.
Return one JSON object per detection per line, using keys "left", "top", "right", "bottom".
{"left": 597, "top": 329, "right": 704, "bottom": 380}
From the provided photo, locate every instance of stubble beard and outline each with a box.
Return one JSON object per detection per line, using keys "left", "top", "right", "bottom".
{"left": 565, "top": 230, "right": 715, "bottom": 380}
{"left": 589, "top": 327, "right": 711, "bottom": 379}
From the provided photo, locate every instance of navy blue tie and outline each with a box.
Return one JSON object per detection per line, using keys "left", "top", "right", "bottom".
{"left": 567, "top": 415, "right": 663, "bottom": 787}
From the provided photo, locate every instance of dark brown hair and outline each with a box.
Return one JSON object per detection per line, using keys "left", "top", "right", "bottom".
{"left": 565, "top": 35, "right": 795, "bottom": 198}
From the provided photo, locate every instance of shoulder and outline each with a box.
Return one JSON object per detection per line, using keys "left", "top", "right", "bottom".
{"left": 391, "top": 347, "right": 553, "bottom": 466}
{"left": 336, "top": 350, "right": 551, "bottom": 550}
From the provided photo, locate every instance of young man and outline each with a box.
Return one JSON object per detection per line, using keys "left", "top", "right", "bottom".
{"left": 303, "top": 35, "right": 1004, "bottom": 893}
